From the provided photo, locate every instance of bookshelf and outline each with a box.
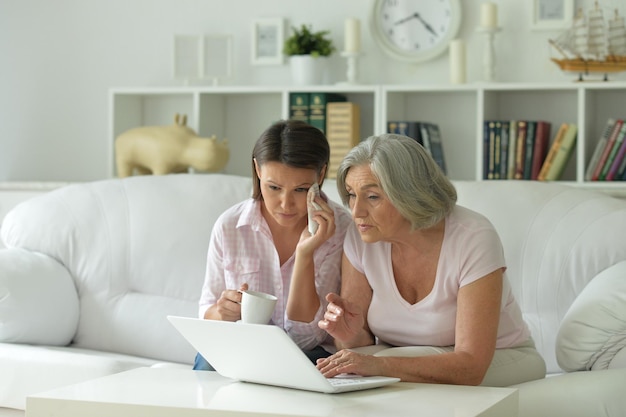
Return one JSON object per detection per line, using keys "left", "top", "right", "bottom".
{"left": 109, "top": 82, "right": 626, "bottom": 195}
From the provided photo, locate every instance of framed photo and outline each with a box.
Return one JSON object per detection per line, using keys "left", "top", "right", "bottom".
{"left": 173, "top": 35, "right": 202, "bottom": 82}
{"left": 173, "top": 34, "right": 232, "bottom": 85}
{"left": 251, "top": 18, "right": 284, "bottom": 66}
{"left": 531, "top": 0, "right": 574, "bottom": 31}
{"left": 202, "top": 35, "right": 233, "bottom": 84}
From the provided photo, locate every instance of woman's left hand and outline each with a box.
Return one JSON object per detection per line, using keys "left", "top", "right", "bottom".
{"left": 300, "top": 196, "right": 336, "bottom": 249}
{"left": 316, "top": 349, "right": 381, "bottom": 378}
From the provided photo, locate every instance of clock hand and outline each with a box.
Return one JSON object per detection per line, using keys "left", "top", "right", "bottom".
{"left": 394, "top": 13, "right": 418, "bottom": 26}
{"left": 394, "top": 13, "right": 438, "bottom": 37}
{"left": 416, "top": 15, "right": 438, "bottom": 37}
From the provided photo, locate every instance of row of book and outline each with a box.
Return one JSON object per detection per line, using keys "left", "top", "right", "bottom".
{"left": 289, "top": 92, "right": 360, "bottom": 179}
{"left": 483, "top": 120, "right": 578, "bottom": 181}
{"left": 585, "top": 118, "right": 626, "bottom": 181}
{"left": 387, "top": 121, "right": 447, "bottom": 175}
{"left": 289, "top": 92, "right": 347, "bottom": 134}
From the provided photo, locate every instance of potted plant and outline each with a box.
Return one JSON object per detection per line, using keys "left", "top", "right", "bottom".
{"left": 283, "top": 24, "right": 336, "bottom": 85}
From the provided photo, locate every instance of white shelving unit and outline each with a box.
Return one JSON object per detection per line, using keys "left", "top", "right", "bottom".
{"left": 109, "top": 82, "right": 626, "bottom": 194}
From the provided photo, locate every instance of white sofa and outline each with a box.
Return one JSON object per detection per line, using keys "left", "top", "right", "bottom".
{"left": 1, "top": 173, "right": 625, "bottom": 417}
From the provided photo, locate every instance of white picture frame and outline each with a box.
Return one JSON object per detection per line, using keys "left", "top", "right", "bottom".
{"left": 173, "top": 35, "right": 202, "bottom": 82}
{"left": 202, "top": 34, "right": 233, "bottom": 84}
{"left": 531, "top": 0, "right": 574, "bottom": 31}
{"left": 251, "top": 18, "right": 284, "bottom": 66}
{"left": 173, "top": 34, "right": 233, "bottom": 85}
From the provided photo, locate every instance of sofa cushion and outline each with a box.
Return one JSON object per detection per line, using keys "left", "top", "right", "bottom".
{"left": 1, "top": 174, "right": 253, "bottom": 364}
{"left": 556, "top": 261, "right": 626, "bottom": 371}
{"left": 0, "top": 249, "right": 78, "bottom": 345}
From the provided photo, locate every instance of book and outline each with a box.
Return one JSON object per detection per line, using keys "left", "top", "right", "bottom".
{"left": 605, "top": 123, "right": 626, "bottom": 181}
{"left": 543, "top": 124, "right": 578, "bottom": 181}
{"left": 396, "top": 121, "right": 423, "bottom": 145}
{"left": 523, "top": 121, "right": 536, "bottom": 180}
{"left": 530, "top": 121, "right": 551, "bottom": 180}
{"left": 599, "top": 121, "right": 626, "bottom": 180}
{"left": 483, "top": 121, "right": 492, "bottom": 179}
{"left": 326, "top": 102, "right": 360, "bottom": 179}
{"left": 514, "top": 121, "right": 527, "bottom": 180}
{"left": 493, "top": 121, "right": 502, "bottom": 179}
{"left": 289, "top": 92, "right": 310, "bottom": 123}
{"left": 537, "top": 123, "right": 569, "bottom": 181}
{"left": 499, "top": 120, "right": 510, "bottom": 180}
{"left": 308, "top": 93, "right": 346, "bottom": 133}
{"left": 423, "top": 122, "right": 447, "bottom": 174}
{"left": 419, "top": 123, "right": 433, "bottom": 156}
{"left": 590, "top": 119, "right": 624, "bottom": 181}
{"left": 506, "top": 120, "right": 518, "bottom": 179}
{"left": 585, "top": 118, "right": 615, "bottom": 181}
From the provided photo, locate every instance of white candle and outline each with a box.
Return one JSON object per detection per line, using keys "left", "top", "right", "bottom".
{"left": 480, "top": 2, "right": 498, "bottom": 29}
{"left": 344, "top": 18, "right": 361, "bottom": 53}
{"left": 449, "top": 39, "right": 466, "bottom": 84}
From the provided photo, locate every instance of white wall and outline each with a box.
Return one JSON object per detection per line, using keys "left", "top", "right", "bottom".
{"left": 1, "top": 0, "right": 624, "bottom": 182}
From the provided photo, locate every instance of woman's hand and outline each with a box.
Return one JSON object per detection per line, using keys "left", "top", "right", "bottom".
{"left": 316, "top": 349, "right": 381, "bottom": 378}
{"left": 318, "top": 292, "right": 367, "bottom": 346}
{"left": 298, "top": 193, "right": 336, "bottom": 252}
{"left": 207, "top": 283, "right": 248, "bottom": 322}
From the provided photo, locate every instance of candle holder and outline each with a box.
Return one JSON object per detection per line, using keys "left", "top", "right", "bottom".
{"left": 476, "top": 27, "right": 501, "bottom": 82}
{"left": 338, "top": 51, "right": 363, "bottom": 85}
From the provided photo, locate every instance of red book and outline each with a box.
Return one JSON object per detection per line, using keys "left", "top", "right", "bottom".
{"left": 530, "top": 121, "right": 551, "bottom": 180}
{"left": 605, "top": 123, "right": 626, "bottom": 180}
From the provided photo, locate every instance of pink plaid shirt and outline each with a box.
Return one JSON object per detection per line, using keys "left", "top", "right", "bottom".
{"left": 199, "top": 197, "right": 352, "bottom": 350}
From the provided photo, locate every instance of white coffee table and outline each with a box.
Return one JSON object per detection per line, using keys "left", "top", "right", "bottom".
{"left": 26, "top": 367, "right": 518, "bottom": 417}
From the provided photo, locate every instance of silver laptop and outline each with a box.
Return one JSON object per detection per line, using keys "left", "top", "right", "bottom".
{"left": 167, "top": 315, "right": 400, "bottom": 394}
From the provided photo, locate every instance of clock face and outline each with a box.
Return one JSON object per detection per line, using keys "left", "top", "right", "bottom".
{"left": 371, "top": 0, "right": 461, "bottom": 62}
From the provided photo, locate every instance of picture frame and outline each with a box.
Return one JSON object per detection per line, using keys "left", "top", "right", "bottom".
{"left": 251, "top": 18, "right": 285, "bottom": 66}
{"left": 531, "top": 0, "right": 574, "bottom": 31}
{"left": 202, "top": 34, "right": 233, "bottom": 84}
{"left": 173, "top": 35, "right": 202, "bottom": 82}
{"left": 173, "top": 34, "right": 233, "bottom": 85}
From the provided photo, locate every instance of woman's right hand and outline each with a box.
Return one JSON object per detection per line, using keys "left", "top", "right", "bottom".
{"left": 318, "top": 292, "right": 366, "bottom": 345}
{"left": 208, "top": 283, "right": 248, "bottom": 322}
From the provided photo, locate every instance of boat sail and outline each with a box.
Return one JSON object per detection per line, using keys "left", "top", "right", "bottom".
{"left": 549, "top": 3, "right": 626, "bottom": 80}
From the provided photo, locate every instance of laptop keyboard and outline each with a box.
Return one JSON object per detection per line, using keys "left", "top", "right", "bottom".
{"left": 328, "top": 378, "right": 363, "bottom": 386}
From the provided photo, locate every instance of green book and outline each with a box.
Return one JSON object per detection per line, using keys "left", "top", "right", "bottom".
{"left": 308, "top": 93, "right": 346, "bottom": 133}
{"left": 289, "top": 92, "right": 310, "bottom": 123}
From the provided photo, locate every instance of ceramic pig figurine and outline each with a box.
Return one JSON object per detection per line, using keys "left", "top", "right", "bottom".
{"left": 115, "top": 114, "right": 230, "bottom": 177}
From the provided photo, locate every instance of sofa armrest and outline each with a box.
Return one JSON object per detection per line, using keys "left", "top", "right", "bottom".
{"left": 556, "top": 261, "right": 626, "bottom": 371}
{"left": 0, "top": 249, "right": 79, "bottom": 345}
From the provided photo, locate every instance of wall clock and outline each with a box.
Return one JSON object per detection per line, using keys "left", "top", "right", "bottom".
{"left": 370, "top": 0, "right": 462, "bottom": 63}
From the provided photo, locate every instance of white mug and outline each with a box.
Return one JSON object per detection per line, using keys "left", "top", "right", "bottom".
{"left": 239, "top": 290, "right": 277, "bottom": 324}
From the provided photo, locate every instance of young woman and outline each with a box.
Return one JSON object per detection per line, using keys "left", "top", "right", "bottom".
{"left": 194, "top": 120, "right": 351, "bottom": 370}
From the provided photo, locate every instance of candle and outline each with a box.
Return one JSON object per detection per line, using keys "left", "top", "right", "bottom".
{"left": 344, "top": 18, "right": 361, "bottom": 53}
{"left": 480, "top": 2, "right": 498, "bottom": 29}
{"left": 449, "top": 39, "right": 466, "bottom": 84}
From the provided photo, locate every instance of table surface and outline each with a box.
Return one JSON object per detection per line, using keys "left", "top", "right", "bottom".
{"left": 26, "top": 367, "right": 518, "bottom": 417}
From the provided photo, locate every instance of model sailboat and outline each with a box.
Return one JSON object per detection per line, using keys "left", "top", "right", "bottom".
{"left": 549, "top": 3, "right": 626, "bottom": 80}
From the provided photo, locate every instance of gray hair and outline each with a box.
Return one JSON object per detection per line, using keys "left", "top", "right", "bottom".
{"left": 336, "top": 134, "right": 457, "bottom": 230}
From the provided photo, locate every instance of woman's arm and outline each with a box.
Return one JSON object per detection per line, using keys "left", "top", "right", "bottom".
{"left": 286, "top": 197, "right": 337, "bottom": 322}
{"left": 318, "top": 269, "right": 503, "bottom": 385}
{"left": 318, "top": 254, "right": 375, "bottom": 349}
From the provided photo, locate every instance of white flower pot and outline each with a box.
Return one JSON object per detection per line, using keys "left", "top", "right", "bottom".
{"left": 289, "top": 55, "right": 329, "bottom": 85}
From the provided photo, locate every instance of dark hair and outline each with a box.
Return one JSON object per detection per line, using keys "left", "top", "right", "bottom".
{"left": 251, "top": 120, "right": 330, "bottom": 200}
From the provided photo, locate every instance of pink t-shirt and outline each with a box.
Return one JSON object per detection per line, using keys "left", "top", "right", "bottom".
{"left": 199, "top": 197, "right": 352, "bottom": 350}
{"left": 344, "top": 205, "right": 529, "bottom": 349}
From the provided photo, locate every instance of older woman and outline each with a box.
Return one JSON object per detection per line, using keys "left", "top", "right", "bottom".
{"left": 317, "top": 134, "right": 546, "bottom": 387}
